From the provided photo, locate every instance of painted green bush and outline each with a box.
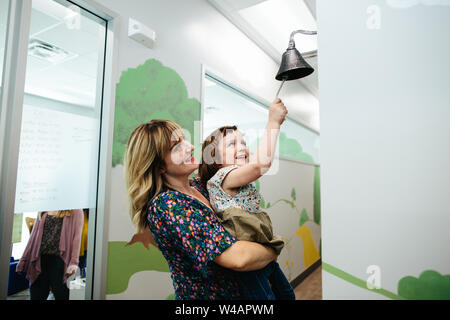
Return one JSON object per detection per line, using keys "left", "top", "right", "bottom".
{"left": 112, "top": 59, "right": 201, "bottom": 167}
{"left": 299, "top": 208, "right": 309, "bottom": 226}
{"left": 291, "top": 187, "right": 296, "bottom": 201}
{"left": 106, "top": 241, "right": 170, "bottom": 295}
{"left": 323, "top": 263, "right": 450, "bottom": 300}
{"left": 248, "top": 132, "right": 314, "bottom": 164}
{"left": 398, "top": 270, "right": 450, "bottom": 300}
{"left": 166, "top": 293, "right": 175, "bottom": 300}
{"left": 278, "top": 132, "right": 314, "bottom": 163}
{"left": 313, "top": 166, "right": 321, "bottom": 225}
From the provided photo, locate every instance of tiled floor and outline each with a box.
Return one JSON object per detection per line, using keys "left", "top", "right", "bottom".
{"left": 294, "top": 265, "right": 322, "bottom": 300}
{"left": 7, "top": 289, "right": 29, "bottom": 300}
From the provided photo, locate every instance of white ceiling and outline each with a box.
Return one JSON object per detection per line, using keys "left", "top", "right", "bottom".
{"left": 208, "top": 0, "right": 318, "bottom": 97}
{"left": 238, "top": 0, "right": 317, "bottom": 53}
{"left": 1, "top": 0, "right": 319, "bottom": 107}
{"left": 0, "top": 0, "right": 106, "bottom": 107}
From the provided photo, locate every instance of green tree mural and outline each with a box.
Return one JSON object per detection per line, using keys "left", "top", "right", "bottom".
{"left": 398, "top": 270, "right": 450, "bottom": 300}
{"left": 107, "top": 59, "right": 201, "bottom": 296}
{"left": 112, "top": 59, "right": 201, "bottom": 167}
{"left": 248, "top": 131, "right": 314, "bottom": 164}
{"left": 107, "top": 241, "right": 169, "bottom": 295}
{"left": 313, "top": 166, "right": 321, "bottom": 225}
{"left": 278, "top": 132, "right": 314, "bottom": 163}
{"left": 322, "top": 263, "right": 450, "bottom": 300}
{"left": 299, "top": 208, "right": 309, "bottom": 226}
{"left": 256, "top": 174, "right": 321, "bottom": 276}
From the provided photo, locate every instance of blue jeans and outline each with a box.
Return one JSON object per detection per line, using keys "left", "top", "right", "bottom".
{"left": 236, "top": 261, "right": 296, "bottom": 300}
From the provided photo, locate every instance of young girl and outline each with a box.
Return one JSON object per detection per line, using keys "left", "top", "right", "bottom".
{"left": 199, "top": 98, "right": 296, "bottom": 300}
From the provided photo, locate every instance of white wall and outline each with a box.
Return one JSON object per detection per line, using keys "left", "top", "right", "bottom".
{"left": 318, "top": 0, "right": 450, "bottom": 300}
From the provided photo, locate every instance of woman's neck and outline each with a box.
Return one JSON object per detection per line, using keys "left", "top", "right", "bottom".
{"left": 164, "top": 174, "right": 192, "bottom": 194}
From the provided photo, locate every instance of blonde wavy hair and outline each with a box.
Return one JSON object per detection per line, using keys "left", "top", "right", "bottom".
{"left": 38, "top": 210, "right": 73, "bottom": 219}
{"left": 124, "top": 119, "right": 182, "bottom": 233}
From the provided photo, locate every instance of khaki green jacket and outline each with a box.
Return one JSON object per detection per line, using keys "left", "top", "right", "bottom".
{"left": 215, "top": 207, "right": 285, "bottom": 255}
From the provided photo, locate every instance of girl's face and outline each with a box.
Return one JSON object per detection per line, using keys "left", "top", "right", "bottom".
{"left": 217, "top": 130, "right": 250, "bottom": 167}
{"left": 162, "top": 133, "right": 198, "bottom": 177}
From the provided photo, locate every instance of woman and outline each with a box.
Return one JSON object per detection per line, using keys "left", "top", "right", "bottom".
{"left": 17, "top": 209, "right": 83, "bottom": 300}
{"left": 124, "top": 120, "right": 281, "bottom": 300}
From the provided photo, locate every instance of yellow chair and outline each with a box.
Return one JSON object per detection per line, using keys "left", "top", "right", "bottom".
{"left": 25, "top": 217, "right": 36, "bottom": 234}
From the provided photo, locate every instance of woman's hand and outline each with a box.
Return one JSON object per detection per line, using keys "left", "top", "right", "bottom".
{"left": 66, "top": 264, "right": 78, "bottom": 276}
{"left": 268, "top": 98, "right": 288, "bottom": 127}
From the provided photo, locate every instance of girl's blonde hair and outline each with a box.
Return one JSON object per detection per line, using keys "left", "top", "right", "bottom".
{"left": 124, "top": 119, "right": 182, "bottom": 233}
{"left": 38, "top": 210, "right": 73, "bottom": 219}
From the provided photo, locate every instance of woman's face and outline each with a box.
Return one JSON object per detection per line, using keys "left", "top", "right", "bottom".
{"left": 217, "top": 130, "right": 249, "bottom": 168}
{"left": 162, "top": 133, "right": 198, "bottom": 177}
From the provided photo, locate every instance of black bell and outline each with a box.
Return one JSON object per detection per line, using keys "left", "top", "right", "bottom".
{"left": 275, "top": 46, "right": 314, "bottom": 81}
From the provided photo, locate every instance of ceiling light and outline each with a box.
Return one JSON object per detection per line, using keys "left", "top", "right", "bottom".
{"left": 238, "top": 0, "right": 317, "bottom": 54}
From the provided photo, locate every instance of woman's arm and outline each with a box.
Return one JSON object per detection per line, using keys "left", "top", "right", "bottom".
{"left": 68, "top": 210, "right": 84, "bottom": 269}
{"left": 150, "top": 194, "right": 276, "bottom": 274}
{"left": 17, "top": 217, "right": 42, "bottom": 273}
{"left": 222, "top": 99, "right": 287, "bottom": 190}
{"left": 214, "top": 240, "right": 277, "bottom": 272}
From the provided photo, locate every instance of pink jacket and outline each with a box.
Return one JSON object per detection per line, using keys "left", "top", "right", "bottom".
{"left": 16, "top": 210, "right": 84, "bottom": 285}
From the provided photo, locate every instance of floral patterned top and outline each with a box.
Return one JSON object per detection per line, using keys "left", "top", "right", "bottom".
{"left": 40, "top": 215, "right": 63, "bottom": 256}
{"left": 207, "top": 165, "right": 262, "bottom": 213}
{"left": 147, "top": 177, "right": 241, "bottom": 300}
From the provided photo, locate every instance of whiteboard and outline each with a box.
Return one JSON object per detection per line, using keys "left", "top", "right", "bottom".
{"left": 14, "top": 104, "right": 99, "bottom": 212}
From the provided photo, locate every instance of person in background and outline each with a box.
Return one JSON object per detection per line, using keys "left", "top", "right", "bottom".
{"left": 17, "top": 209, "right": 83, "bottom": 300}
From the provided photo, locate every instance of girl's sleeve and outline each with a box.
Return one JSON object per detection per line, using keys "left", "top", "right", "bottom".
{"left": 207, "top": 165, "right": 239, "bottom": 191}
{"left": 148, "top": 196, "right": 237, "bottom": 276}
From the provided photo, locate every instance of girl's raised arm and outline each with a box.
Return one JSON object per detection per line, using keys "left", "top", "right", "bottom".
{"left": 222, "top": 98, "right": 287, "bottom": 190}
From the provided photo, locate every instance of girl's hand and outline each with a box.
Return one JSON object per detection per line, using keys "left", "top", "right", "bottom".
{"left": 268, "top": 98, "right": 288, "bottom": 126}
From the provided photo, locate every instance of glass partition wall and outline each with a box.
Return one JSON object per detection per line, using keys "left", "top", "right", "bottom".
{"left": 0, "top": 1, "right": 10, "bottom": 92}
{"left": 0, "top": 0, "right": 114, "bottom": 300}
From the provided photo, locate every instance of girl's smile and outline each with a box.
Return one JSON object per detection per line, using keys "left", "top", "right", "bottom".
{"left": 219, "top": 130, "right": 250, "bottom": 167}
